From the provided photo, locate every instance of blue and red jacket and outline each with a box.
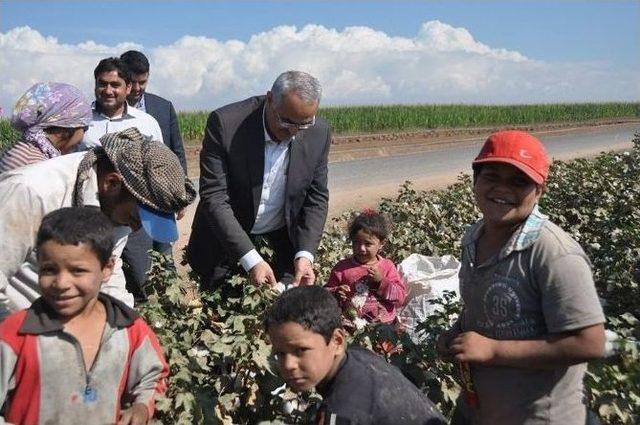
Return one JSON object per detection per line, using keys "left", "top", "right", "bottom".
{"left": 0, "top": 294, "right": 168, "bottom": 425}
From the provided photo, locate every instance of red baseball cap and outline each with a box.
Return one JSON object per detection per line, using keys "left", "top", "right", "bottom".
{"left": 473, "top": 130, "right": 549, "bottom": 184}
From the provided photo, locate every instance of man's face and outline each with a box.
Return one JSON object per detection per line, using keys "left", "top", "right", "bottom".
{"left": 97, "top": 177, "right": 142, "bottom": 231}
{"left": 128, "top": 72, "right": 149, "bottom": 104}
{"left": 268, "top": 321, "right": 345, "bottom": 392}
{"left": 266, "top": 91, "right": 318, "bottom": 142}
{"left": 95, "top": 70, "right": 131, "bottom": 117}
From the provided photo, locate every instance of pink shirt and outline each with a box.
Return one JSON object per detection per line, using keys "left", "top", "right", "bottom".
{"left": 325, "top": 256, "right": 407, "bottom": 323}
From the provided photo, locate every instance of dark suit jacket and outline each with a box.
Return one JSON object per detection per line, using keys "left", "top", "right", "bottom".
{"left": 187, "top": 95, "right": 331, "bottom": 277}
{"left": 144, "top": 92, "right": 187, "bottom": 173}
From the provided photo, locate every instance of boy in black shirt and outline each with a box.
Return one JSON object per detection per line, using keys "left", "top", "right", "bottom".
{"left": 265, "top": 286, "right": 446, "bottom": 425}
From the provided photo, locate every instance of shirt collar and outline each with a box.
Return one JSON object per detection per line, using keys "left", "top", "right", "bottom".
{"left": 92, "top": 101, "right": 133, "bottom": 120}
{"left": 463, "top": 204, "right": 548, "bottom": 260}
{"left": 19, "top": 293, "right": 138, "bottom": 334}
{"left": 133, "top": 94, "right": 146, "bottom": 111}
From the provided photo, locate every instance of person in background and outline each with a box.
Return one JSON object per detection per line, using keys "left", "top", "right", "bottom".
{"left": 0, "top": 82, "right": 92, "bottom": 173}
{"left": 0, "top": 206, "right": 168, "bottom": 424}
{"left": 119, "top": 50, "right": 188, "bottom": 302}
{"left": 120, "top": 50, "right": 187, "bottom": 173}
{"left": 437, "top": 130, "right": 606, "bottom": 425}
{"left": 82, "top": 57, "right": 163, "bottom": 149}
{"left": 325, "top": 209, "right": 406, "bottom": 326}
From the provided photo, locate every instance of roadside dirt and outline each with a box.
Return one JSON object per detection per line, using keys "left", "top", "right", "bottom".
{"left": 175, "top": 118, "right": 640, "bottom": 270}
{"left": 183, "top": 118, "right": 640, "bottom": 177}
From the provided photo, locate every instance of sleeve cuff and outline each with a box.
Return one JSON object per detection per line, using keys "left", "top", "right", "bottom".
{"left": 294, "top": 251, "right": 314, "bottom": 264}
{"left": 239, "top": 249, "right": 263, "bottom": 272}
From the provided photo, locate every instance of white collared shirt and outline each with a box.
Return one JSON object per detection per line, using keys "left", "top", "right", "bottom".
{"left": 133, "top": 94, "right": 147, "bottom": 112}
{"left": 250, "top": 128, "right": 290, "bottom": 234}
{"left": 238, "top": 107, "right": 314, "bottom": 272}
{"left": 81, "top": 102, "right": 163, "bottom": 149}
{"left": 0, "top": 153, "right": 133, "bottom": 319}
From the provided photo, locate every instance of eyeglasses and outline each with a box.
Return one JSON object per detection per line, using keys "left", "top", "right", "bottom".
{"left": 273, "top": 108, "right": 316, "bottom": 130}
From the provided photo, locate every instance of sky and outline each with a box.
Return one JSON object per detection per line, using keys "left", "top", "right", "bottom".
{"left": 1, "top": 1, "right": 639, "bottom": 112}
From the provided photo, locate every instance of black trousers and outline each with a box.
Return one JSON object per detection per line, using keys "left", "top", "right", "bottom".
{"left": 200, "top": 226, "right": 295, "bottom": 292}
{"left": 121, "top": 228, "right": 174, "bottom": 303}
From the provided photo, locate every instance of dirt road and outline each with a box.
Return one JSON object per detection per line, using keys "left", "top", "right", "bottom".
{"left": 175, "top": 121, "right": 640, "bottom": 261}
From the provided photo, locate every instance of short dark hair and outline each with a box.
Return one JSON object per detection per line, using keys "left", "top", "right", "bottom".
{"left": 348, "top": 209, "right": 390, "bottom": 241}
{"left": 120, "top": 50, "right": 150, "bottom": 75}
{"left": 36, "top": 207, "right": 115, "bottom": 267}
{"left": 94, "top": 57, "right": 132, "bottom": 84}
{"left": 265, "top": 286, "right": 342, "bottom": 344}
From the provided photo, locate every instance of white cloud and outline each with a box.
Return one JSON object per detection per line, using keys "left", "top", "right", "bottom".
{"left": 0, "top": 22, "right": 638, "bottom": 115}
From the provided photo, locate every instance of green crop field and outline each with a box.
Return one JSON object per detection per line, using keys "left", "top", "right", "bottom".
{"left": 177, "top": 102, "right": 640, "bottom": 144}
{"left": 2, "top": 103, "right": 639, "bottom": 150}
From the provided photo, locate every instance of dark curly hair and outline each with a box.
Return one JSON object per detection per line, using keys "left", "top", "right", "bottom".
{"left": 348, "top": 209, "right": 390, "bottom": 241}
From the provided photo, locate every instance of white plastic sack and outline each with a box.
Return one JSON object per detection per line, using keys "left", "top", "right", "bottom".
{"left": 397, "top": 254, "right": 461, "bottom": 342}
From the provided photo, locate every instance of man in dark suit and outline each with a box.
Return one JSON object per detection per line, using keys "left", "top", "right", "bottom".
{"left": 187, "top": 71, "right": 330, "bottom": 290}
{"left": 120, "top": 50, "right": 188, "bottom": 302}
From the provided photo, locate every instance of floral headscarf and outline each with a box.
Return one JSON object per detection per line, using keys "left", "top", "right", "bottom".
{"left": 11, "top": 82, "right": 92, "bottom": 158}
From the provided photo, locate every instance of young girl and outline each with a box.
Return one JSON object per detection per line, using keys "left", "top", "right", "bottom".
{"left": 325, "top": 210, "right": 407, "bottom": 324}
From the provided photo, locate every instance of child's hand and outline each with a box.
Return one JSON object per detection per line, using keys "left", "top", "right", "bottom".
{"left": 118, "top": 403, "right": 148, "bottom": 425}
{"left": 335, "top": 284, "right": 351, "bottom": 301}
{"left": 449, "top": 331, "right": 497, "bottom": 364}
{"left": 366, "top": 264, "right": 382, "bottom": 284}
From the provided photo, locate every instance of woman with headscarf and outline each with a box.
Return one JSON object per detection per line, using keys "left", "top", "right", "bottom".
{"left": 0, "top": 82, "right": 92, "bottom": 173}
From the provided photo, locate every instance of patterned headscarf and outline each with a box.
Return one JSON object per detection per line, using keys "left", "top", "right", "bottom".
{"left": 11, "top": 82, "right": 92, "bottom": 159}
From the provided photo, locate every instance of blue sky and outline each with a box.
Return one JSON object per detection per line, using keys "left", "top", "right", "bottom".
{"left": 4, "top": 1, "right": 638, "bottom": 65}
{"left": 1, "top": 1, "right": 639, "bottom": 110}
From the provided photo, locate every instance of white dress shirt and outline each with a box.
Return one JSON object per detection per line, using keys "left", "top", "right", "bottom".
{"left": 82, "top": 102, "right": 163, "bottom": 149}
{"left": 238, "top": 108, "right": 314, "bottom": 272}
{"left": 0, "top": 153, "right": 133, "bottom": 319}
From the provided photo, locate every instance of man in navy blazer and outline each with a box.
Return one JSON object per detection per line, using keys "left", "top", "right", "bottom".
{"left": 120, "top": 50, "right": 188, "bottom": 301}
{"left": 187, "top": 71, "right": 330, "bottom": 290}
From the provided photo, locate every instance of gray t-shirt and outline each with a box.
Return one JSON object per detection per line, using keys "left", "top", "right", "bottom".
{"left": 458, "top": 208, "right": 605, "bottom": 425}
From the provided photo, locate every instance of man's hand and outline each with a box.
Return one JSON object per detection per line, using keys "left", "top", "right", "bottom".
{"left": 449, "top": 331, "right": 498, "bottom": 364}
{"left": 292, "top": 257, "right": 315, "bottom": 286}
{"left": 118, "top": 403, "right": 148, "bottom": 425}
{"left": 249, "top": 261, "right": 277, "bottom": 286}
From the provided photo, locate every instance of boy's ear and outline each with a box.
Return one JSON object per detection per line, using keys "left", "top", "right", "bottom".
{"left": 331, "top": 328, "right": 347, "bottom": 354}
{"left": 99, "top": 172, "right": 124, "bottom": 194}
{"left": 101, "top": 256, "right": 116, "bottom": 283}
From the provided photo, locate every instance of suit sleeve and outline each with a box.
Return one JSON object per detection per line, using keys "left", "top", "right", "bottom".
{"left": 294, "top": 127, "right": 330, "bottom": 255}
{"left": 198, "top": 112, "right": 256, "bottom": 261}
{"left": 168, "top": 102, "right": 188, "bottom": 173}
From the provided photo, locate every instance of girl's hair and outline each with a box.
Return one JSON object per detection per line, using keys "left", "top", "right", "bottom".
{"left": 348, "top": 209, "right": 390, "bottom": 241}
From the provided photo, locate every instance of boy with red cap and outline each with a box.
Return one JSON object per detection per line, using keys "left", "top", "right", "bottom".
{"left": 437, "top": 131, "right": 605, "bottom": 425}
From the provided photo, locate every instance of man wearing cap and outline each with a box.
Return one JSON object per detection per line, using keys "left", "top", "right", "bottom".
{"left": 187, "top": 70, "right": 330, "bottom": 289}
{"left": 0, "top": 128, "right": 195, "bottom": 319}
